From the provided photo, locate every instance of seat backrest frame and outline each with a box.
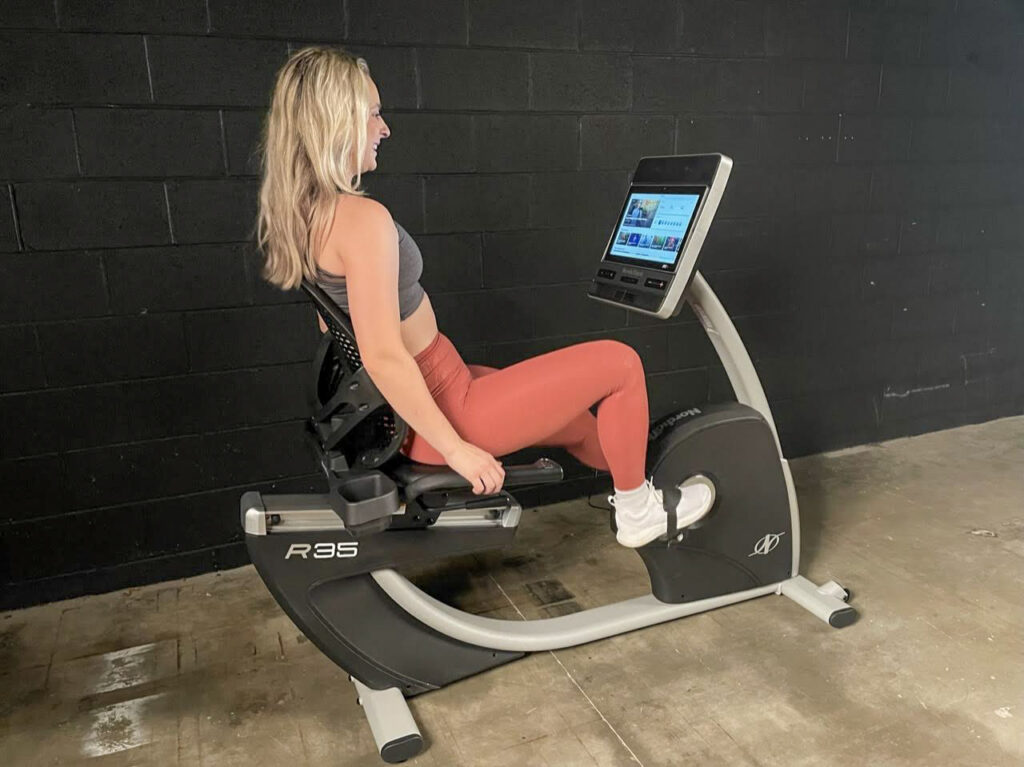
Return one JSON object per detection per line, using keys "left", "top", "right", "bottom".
{"left": 301, "top": 278, "right": 408, "bottom": 470}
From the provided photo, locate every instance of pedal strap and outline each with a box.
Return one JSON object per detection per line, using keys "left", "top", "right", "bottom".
{"left": 661, "top": 486, "right": 681, "bottom": 540}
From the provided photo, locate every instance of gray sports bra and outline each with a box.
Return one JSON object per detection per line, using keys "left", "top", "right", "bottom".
{"left": 314, "top": 221, "right": 425, "bottom": 321}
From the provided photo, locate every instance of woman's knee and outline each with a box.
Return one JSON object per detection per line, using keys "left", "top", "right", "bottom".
{"left": 593, "top": 339, "right": 645, "bottom": 377}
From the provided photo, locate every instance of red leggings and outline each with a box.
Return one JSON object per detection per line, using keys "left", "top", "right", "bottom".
{"left": 400, "top": 333, "right": 649, "bottom": 489}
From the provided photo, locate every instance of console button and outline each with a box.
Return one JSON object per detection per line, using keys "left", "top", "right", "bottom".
{"left": 597, "top": 268, "right": 616, "bottom": 279}
{"left": 644, "top": 278, "right": 667, "bottom": 290}
{"left": 620, "top": 276, "right": 639, "bottom": 284}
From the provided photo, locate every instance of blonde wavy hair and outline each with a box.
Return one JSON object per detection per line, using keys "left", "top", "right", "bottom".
{"left": 257, "top": 46, "right": 373, "bottom": 290}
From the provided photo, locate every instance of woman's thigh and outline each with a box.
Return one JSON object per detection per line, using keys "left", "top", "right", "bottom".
{"left": 439, "top": 340, "right": 642, "bottom": 456}
{"left": 467, "top": 362, "right": 598, "bottom": 452}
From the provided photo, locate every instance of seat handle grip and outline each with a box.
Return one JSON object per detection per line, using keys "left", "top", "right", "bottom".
{"left": 402, "top": 458, "right": 563, "bottom": 505}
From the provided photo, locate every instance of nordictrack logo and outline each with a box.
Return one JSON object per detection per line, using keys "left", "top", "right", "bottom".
{"left": 748, "top": 532, "right": 785, "bottom": 557}
{"left": 648, "top": 408, "right": 702, "bottom": 441}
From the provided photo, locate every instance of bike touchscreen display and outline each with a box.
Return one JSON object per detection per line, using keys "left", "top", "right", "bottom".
{"left": 606, "top": 187, "right": 704, "bottom": 271}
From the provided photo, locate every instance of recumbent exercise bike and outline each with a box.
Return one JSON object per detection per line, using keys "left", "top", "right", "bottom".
{"left": 240, "top": 155, "right": 857, "bottom": 763}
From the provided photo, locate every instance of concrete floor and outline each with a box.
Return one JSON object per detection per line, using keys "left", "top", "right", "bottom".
{"left": 2, "top": 416, "right": 1023, "bottom": 766}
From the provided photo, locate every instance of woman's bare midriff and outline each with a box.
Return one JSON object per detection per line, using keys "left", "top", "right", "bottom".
{"left": 398, "top": 293, "right": 440, "bottom": 358}
{"left": 313, "top": 263, "right": 439, "bottom": 359}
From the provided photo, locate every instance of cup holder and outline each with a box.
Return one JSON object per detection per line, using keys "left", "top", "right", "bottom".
{"left": 328, "top": 471, "right": 400, "bottom": 535}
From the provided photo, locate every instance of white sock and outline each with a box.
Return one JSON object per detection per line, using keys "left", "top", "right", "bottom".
{"left": 613, "top": 482, "right": 652, "bottom": 517}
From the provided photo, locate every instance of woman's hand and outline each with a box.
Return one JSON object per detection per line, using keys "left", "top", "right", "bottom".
{"left": 442, "top": 440, "right": 505, "bottom": 495}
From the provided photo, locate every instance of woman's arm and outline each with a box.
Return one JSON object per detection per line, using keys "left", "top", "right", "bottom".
{"left": 328, "top": 197, "right": 463, "bottom": 458}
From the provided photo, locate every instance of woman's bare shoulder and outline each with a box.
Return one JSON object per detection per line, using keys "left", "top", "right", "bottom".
{"left": 324, "top": 195, "right": 397, "bottom": 272}
{"left": 332, "top": 193, "right": 393, "bottom": 231}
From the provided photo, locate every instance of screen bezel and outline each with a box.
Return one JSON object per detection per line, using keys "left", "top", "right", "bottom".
{"left": 602, "top": 184, "right": 707, "bottom": 272}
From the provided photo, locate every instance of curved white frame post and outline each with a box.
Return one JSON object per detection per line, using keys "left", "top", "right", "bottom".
{"left": 685, "top": 271, "right": 801, "bottom": 577}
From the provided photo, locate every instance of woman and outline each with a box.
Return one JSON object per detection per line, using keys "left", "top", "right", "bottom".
{"left": 256, "top": 47, "right": 710, "bottom": 547}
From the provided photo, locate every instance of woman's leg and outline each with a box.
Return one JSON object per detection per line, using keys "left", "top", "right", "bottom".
{"left": 428, "top": 341, "right": 712, "bottom": 547}
{"left": 442, "top": 340, "right": 647, "bottom": 489}
{"left": 536, "top": 412, "right": 611, "bottom": 472}
{"left": 467, "top": 364, "right": 610, "bottom": 473}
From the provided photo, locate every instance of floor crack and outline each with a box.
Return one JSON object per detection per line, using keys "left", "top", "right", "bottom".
{"left": 489, "top": 575, "right": 645, "bottom": 766}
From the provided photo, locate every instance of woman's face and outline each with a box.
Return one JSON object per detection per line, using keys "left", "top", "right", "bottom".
{"left": 361, "top": 77, "right": 390, "bottom": 173}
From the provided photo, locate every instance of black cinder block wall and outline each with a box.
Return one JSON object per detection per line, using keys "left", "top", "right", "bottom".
{"left": 2, "top": 1, "right": 1023, "bottom": 608}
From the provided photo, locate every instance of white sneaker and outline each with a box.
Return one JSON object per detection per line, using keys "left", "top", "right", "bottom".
{"left": 608, "top": 478, "right": 713, "bottom": 548}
